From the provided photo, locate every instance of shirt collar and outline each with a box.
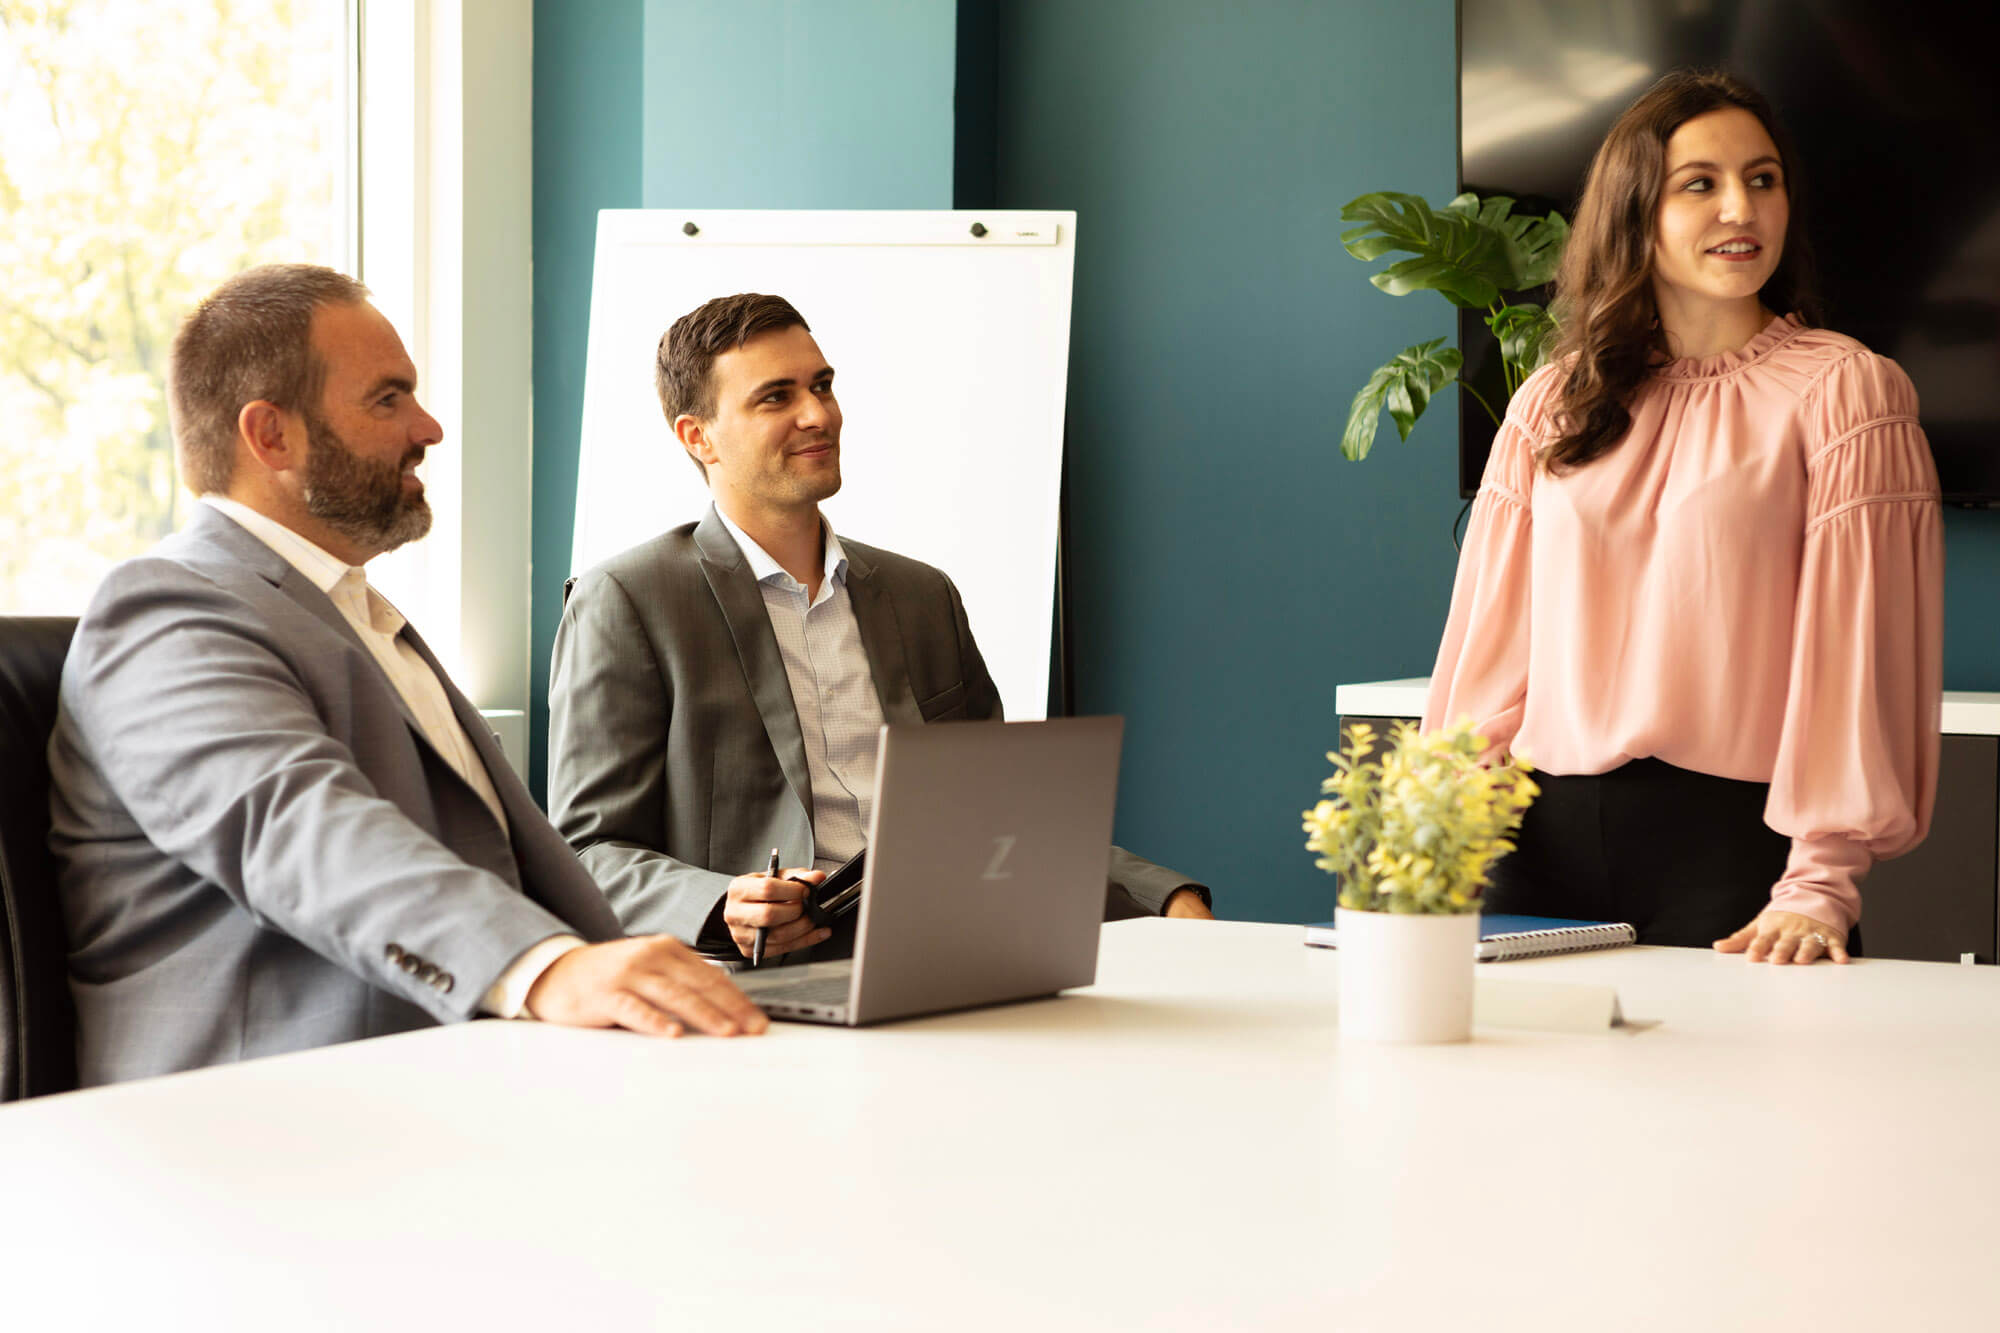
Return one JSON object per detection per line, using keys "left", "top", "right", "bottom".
{"left": 200, "top": 495, "right": 360, "bottom": 596}
{"left": 713, "top": 503, "right": 848, "bottom": 592}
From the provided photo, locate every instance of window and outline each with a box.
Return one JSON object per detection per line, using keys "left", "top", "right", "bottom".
{"left": 3, "top": 1, "right": 534, "bottom": 758}
{"left": 0, "top": 0, "right": 358, "bottom": 613}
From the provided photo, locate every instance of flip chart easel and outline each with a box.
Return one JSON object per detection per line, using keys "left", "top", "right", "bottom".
{"left": 572, "top": 209, "right": 1078, "bottom": 719}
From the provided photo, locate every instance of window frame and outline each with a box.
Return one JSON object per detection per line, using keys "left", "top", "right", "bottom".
{"left": 359, "top": 0, "right": 535, "bottom": 766}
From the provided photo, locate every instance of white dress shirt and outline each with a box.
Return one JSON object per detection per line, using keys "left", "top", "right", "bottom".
{"left": 716, "top": 506, "right": 885, "bottom": 870}
{"left": 200, "top": 496, "right": 578, "bottom": 1016}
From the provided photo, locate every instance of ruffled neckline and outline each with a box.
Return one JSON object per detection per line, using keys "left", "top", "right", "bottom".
{"left": 1654, "top": 313, "right": 1807, "bottom": 381}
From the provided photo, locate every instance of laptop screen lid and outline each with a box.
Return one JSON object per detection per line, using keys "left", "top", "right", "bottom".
{"left": 847, "top": 716, "right": 1123, "bottom": 1025}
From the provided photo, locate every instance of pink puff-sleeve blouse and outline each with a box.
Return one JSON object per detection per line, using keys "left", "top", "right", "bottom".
{"left": 1423, "top": 315, "right": 1944, "bottom": 932}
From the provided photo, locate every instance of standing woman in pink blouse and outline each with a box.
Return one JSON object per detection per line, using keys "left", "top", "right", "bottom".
{"left": 1424, "top": 69, "right": 1943, "bottom": 964}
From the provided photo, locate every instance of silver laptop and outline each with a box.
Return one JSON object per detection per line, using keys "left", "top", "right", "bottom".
{"left": 735, "top": 717, "right": 1123, "bottom": 1026}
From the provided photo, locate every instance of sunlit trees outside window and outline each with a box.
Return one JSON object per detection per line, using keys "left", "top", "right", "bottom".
{"left": 0, "top": 0, "right": 350, "bottom": 612}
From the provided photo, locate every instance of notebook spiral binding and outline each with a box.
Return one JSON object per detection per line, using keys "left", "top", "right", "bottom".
{"left": 1480, "top": 922, "right": 1636, "bottom": 961}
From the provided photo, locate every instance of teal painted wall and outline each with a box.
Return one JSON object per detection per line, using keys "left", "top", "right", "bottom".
{"left": 529, "top": 0, "right": 957, "bottom": 795}
{"left": 1945, "top": 512, "right": 2000, "bottom": 690}
{"left": 988, "top": 0, "right": 1467, "bottom": 925}
{"left": 531, "top": 1, "right": 2000, "bottom": 924}
{"left": 531, "top": 0, "right": 644, "bottom": 799}
{"left": 639, "top": 1, "right": 955, "bottom": 209}
{"left": 984, "top": 0, "right": 2000, "bottom": 924}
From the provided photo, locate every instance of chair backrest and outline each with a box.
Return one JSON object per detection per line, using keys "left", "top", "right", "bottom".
{"left": 0, "top": 616, "right": 79, "bottom": 1100}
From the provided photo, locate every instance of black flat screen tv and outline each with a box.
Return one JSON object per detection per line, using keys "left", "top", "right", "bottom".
{"left": 1458, "top": 0, "right": 2000, "bottom": 506}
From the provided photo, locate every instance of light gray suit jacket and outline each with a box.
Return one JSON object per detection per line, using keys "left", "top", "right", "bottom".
{"left": 49, "top": 506, "right": 624, "bottom": 1087}
{"left": 547, "top": 508, "right": 1201, "bottom": 949}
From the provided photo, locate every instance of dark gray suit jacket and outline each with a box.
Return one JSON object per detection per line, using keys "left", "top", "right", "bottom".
{"left": 48, "top": 506, "right": 624, "bottom": 1087}
{"left": 548, "top": 508, "right": 1200, "bottom": 948}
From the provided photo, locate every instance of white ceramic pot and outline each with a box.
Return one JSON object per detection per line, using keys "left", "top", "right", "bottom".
{"left": 1335, "top": 907, "right": 1478, "bottom": 1044}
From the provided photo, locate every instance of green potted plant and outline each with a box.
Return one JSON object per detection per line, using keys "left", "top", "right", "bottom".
{"left": 1338, "top": 191, "right": 1569, "bottom": 461}
{"left": 1303, "top": 720, "right": 1538, "bottom": 1042}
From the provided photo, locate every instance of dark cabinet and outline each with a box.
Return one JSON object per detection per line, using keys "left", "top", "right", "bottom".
{"left": 1859, "top": 735, "right": 1997, "bottom": 964}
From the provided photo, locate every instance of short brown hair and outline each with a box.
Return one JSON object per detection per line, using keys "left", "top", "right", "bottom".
{"left": 168, "top": 263, "right": 370, "bottom": 494}
{"left": 656, "top": 293, "right": 809, "bottom": 479}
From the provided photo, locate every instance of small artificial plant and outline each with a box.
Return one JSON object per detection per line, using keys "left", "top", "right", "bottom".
{"left": 1338, "top": 191, "right": 1569, "bottom": 461}
{"left": 1303, "top": 720, "right": 1538, "bottom": 914}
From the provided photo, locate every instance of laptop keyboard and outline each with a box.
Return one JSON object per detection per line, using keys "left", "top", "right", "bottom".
{"left": 748, "top": 973, "right": 854, "bottom": 1006}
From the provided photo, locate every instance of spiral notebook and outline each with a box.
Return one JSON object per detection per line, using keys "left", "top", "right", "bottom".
{"left": 1303, "top": 915, "right": 1637, "bottom": 962}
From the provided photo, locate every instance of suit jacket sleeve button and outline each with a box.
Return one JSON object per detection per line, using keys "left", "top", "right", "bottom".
{"left": 400, "top": 955, "right": 422, "bottom": 974}
{"left": 385, "top": 944, "right": 404, "bottom": 965}
{"left": 438, "top": 973, "right": 454, "bottom": 994}
{"left": 418, "top": 963, "right": 440, "bottom": 984}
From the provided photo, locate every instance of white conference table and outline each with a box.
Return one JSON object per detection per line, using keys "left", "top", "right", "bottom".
{"left": 4, "top": 919, "right": 1999, "bottom": 1331}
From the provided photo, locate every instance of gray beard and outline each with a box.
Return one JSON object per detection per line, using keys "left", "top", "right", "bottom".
{"left": 300, "top": 414, "right": 432, "bottom": 554}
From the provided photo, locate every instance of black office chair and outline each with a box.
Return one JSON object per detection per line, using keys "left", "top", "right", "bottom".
{"left": 0, "top": 616, "right": 79, "bottom": 1100}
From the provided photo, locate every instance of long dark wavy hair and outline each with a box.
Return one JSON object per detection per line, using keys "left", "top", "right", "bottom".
{"left": 1543, "top": 69, "right": 1823, "bottom": 473}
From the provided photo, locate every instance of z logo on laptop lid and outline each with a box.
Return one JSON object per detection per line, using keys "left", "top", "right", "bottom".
{"left": 981, "top": 834, "right": 1017, "bottom": 881}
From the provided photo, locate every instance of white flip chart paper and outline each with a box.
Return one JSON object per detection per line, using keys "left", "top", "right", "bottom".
{"left": 573, "top": 209, "right": 1078, "bottom": 720}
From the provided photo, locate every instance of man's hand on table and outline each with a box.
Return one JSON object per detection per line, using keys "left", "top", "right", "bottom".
{"left": 1163, "top": 888, "right": 1214, "bottom": 920}
{"left": 1714, "top": 909, "right": 1850, "bottom": 965}
{"left": 724, "top": 866, "right": 830, "bottom": 960}
{"left": 525, "top": 936, "right": 770, "bottom": 1035}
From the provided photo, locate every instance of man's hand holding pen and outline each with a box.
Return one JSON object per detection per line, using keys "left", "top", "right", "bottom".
{"left": 725, "top": 858, "right": 829, "bottom": 964}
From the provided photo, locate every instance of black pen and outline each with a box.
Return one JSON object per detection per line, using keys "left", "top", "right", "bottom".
{"left": 750, "top": 846, "right": 779, "bottom": 968}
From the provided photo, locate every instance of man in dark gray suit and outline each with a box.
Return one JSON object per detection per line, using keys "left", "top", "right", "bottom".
{"left": 50, "top": 265, "right": 765, "bottom": 1087}
{"left": 549, "top": 293, "right": 1211, "bottom": 964}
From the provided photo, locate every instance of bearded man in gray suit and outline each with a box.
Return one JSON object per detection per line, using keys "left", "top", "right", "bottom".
{"left": 50, "top": 265, "right": 766, "bottom": 1087}
{"left": 548, "top": 293, "right": 1211, "bottom": 965}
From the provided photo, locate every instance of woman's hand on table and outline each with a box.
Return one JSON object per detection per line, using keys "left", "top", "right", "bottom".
{"left": 1714, "top": 910, "right": 1850, "bottom": 965}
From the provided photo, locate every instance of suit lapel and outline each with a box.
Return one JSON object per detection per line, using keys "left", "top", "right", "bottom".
{"left": 694, "top": 510, "right": 816, "bottom": 817}
{"left": 278, "top": 573, "right": 495, "bottom": 822}
{"left": 188, "top": 505, "right": 533, "bottom": 887}
{"left": 347, "top": 610, "right": 619, "bottom": 934}
{"left": 843, "top": 548, "right": 923, "bottom": 727}
{"left": 393, "top": 623, "right": 618, "bottom": 930}
{"left": 398, "top": 623, "right": 519, "bottom": 830}
{"left": 190, "top": 509, "right": 442, "bottom": 752}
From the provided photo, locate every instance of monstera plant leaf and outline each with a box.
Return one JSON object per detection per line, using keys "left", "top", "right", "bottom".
{"left": 1488, "top": 303, "right": 1558, "bottom": 379}
{"left": 1440, "top": 193, "right": 1571, "bottom": 290}
{"left": 1336, "top": 190, "right": 1570, "bottom": 461}
{"left": 1343, "top": 338, "right": 1464, "bottom": 462}
{"left": 1339, "top": 192, "right": 1515, "bottom": 309}
{"left": 1504, "top": 209, "right": 1570, "bottom": 289}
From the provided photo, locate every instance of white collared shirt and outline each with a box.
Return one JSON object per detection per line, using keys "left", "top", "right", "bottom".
{"left": 199, "top": 496, "right": 577, "bottom": 1017}
{"left": 715, "top": 505, "right": 884, "bottom": 870}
